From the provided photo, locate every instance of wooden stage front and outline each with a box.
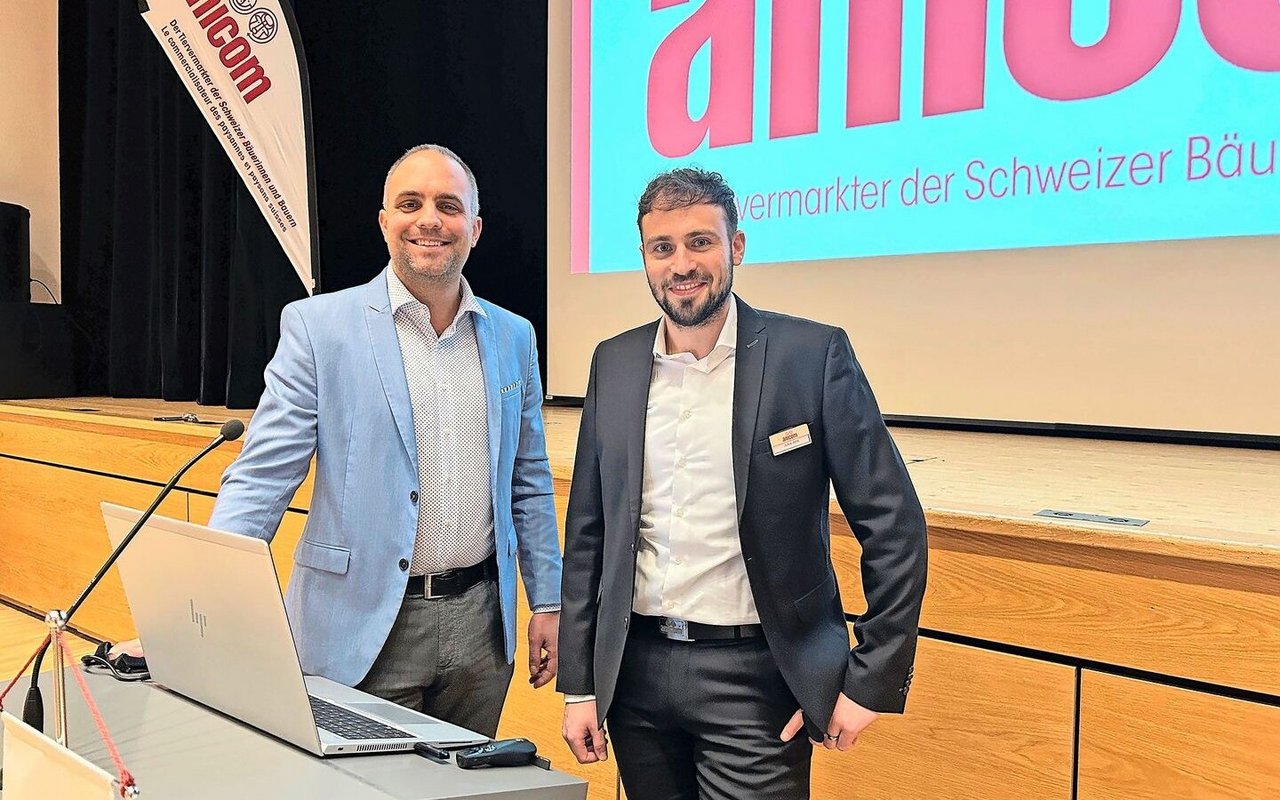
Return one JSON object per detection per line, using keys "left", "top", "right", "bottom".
{"left": 1, "top": 398, "right": 1278, "bottom": 799}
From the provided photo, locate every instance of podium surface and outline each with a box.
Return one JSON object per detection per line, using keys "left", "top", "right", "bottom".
{"left": 0, "top": 669, "right": 586, "bottom": 800}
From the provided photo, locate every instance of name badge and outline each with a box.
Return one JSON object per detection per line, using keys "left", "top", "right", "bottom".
{"left": 769, "top": 424, "right": 812, "bottom": 456}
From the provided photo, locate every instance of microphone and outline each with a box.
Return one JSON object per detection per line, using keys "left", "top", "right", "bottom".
{"left": 219, "top": 418, "right": 245, "bottom": 442}
{"left": 22, "top": 418, "right": 246, "bottom": 731}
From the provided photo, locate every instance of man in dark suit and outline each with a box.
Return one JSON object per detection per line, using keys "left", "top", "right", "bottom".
{"left": 558, "top": 167, "right": 929, "bottom": 798}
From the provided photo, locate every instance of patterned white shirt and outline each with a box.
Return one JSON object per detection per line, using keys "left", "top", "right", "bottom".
{"left": 387, "top": 267, "right": 494, "bottom": 574}
{"left": 633, "top": 298, "right": 760, "bottom": 625}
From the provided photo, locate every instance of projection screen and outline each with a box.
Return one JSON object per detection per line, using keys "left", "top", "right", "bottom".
{"left": 546, "top": 1, "right": 1280, "bottom": 436}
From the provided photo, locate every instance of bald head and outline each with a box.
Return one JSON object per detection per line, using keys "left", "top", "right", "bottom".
{"left": 382, "top": 144, "right": 480, "bottom": 215}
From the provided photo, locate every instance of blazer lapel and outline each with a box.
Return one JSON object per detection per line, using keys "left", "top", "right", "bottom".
{"left": 473, "top": 307, "right": 502, "bottom": 506}
{"left": 624, "top": 322, "right": 659, "bottom": 530}
{"left": 732, "top": 298, "right": 768, "bottom": 522}
{"left": 363, "top": 269, "right": 417, "bottom": 471}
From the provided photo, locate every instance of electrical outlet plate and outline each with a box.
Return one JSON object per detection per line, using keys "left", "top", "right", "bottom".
{"left": 1034, "top": 509, "right": 1149, "bottom": 527}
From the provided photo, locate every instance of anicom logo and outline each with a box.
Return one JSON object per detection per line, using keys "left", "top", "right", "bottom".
{"left": 186, "top": 0, "right": 273, "bottom": 103}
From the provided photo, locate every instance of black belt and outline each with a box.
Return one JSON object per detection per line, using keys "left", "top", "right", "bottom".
{"left": 633, "top": 614, "right": 765, "bottom": 642}
{"left": 406, "top": 553, "right": 497, "bottom": 599}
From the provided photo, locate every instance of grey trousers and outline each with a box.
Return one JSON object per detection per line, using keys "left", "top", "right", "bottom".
{"left": 355, "top": 578, "right": 514, "bottom": 737}
{"left": 608, "top": 628, "right": 812, "bottom": 800}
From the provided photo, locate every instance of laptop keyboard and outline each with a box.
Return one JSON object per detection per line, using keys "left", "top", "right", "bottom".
{"left": 308, "top": 695, "right": 415, "bottom": 740}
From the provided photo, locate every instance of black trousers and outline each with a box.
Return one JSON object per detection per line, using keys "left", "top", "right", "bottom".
{"left": 607, "top": 626, "right": 812, "bottom": 800}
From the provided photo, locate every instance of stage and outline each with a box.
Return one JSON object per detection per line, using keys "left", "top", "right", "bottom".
{"left": 1, "top": 398, "right": 1277, "bottom": 799}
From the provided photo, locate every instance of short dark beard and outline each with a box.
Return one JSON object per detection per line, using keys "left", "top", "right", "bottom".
{"left": 651, "top": 265, "right": 734, "bottom": 329}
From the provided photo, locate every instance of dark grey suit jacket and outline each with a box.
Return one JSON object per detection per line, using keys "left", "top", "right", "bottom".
{"left": 558, "top": 298, "right": 928, "bottom": 734}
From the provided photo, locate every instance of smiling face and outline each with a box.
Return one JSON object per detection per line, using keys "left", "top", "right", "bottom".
{"left": 639, "top": 201, "right": 744, "bottom": 329}
{"left": 378, "top": 150, "right": 482, "bottom": 288}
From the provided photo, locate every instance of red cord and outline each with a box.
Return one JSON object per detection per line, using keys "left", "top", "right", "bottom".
{"left": 55, "top": 633, "right": 137, "bottom": 797}
{"left": 0, "top": 633, "right": 51, "bottom": 710}
{"left": 0, "top": 632, "right": 137, "bottom": 796}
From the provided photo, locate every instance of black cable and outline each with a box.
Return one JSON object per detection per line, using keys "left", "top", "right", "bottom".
{"left": 80, "top": 655, "right": 150, "bottom": 683}
{"left": 22, "top": 644, "right": 48, "bottom": 726}
{"left": 29, "top": 644, "right": 47, "bottom": 675}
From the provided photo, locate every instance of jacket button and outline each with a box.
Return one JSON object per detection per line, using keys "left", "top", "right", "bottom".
{"left": 410, "top": 491, "right": 419, "bottom": 503}
{"left": 399, "top": 559, "right": 409, "bottom": 571}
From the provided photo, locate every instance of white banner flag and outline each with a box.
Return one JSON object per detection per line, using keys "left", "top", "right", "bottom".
{"left": 140, "top": 0, "right": 318, "bottom": 293}
{"left": 2, "top": 712, "right": 119, "bottom": 799}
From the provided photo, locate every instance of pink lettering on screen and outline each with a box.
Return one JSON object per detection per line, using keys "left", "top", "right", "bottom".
{"left": 1003, "top": 0, "right": 1181, "bottom": 101}
{"left": 769, "top": 0, "right": 821, "bottom": 139}
{"left": 638, "top": 0, "right": 1279, "bottom": 159}
{"left": 646, "top": 0, "right": 755, "bottom": 159}
{"left": 1198, "top": 0, "right": 1280, "bottom": 72}
{"left": 923, "top": 0, "right": 988, "bottom": 117}
{"left": 845, "top": 0, "right": 903, "bottom": 128}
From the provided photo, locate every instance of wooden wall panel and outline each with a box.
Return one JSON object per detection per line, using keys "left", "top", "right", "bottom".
{"left": 811, "top": 635, "right": 1075, "bottom": 800}
{"left": 830, "top": 526, "right": 1280, "bottom": 695}
{"left": 621, "top": 636, "right": 1074, "bottom": 800}
{"left": 0, "top": 457, "right": 186, "bottom": 642}
{"left": 0, "top": 409, "right": 237, "bottom": 495}
{"left": 1078, "top": 671, "right": 1280, "bottom": 799}
{"left": 0, "top": 409, "right": 314, "bottom": 509}
{"left": 0, "top": 605, "right": 97, "bottom": 677}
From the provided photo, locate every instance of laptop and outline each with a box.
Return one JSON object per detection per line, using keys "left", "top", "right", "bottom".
{"left": 100, "top": 502, "right": 490, "bottom": 756}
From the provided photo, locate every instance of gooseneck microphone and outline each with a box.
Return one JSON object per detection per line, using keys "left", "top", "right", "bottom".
{"left": 22, "top": 418, "right": 246, "bottom": 732}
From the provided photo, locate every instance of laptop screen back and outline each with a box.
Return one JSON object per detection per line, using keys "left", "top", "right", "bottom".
{"left": 100, "top": 502, "right": 321, "bottom": 753}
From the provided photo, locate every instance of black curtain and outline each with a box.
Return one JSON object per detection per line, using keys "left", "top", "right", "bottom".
{"left": 59, "top": 2, "right": 549, "bottom": 409}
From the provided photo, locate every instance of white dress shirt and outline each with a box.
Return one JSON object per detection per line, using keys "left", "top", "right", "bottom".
{"left": 633, "top": 298, "right": 760, "bottom": 625}
{"left": 387, "top": 267, "right": 494, "bottom": 574}
{"left": 566, "top": 299, "right": 757, "bottom": 703}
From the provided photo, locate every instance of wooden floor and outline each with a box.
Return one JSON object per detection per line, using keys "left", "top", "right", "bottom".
{"left": 543, "top": 407, "right": 1280, "bottom": 549}
{"left": 4, "top": 397, "right": 241, "bottom": 426}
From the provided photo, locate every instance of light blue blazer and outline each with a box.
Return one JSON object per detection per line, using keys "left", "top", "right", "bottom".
{"left": 209, "top": 268, "right": 562, "bottom": 686}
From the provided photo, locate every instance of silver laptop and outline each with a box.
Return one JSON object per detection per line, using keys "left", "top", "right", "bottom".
{"left": 100, "top": 503, "right": 490, "bottom": 756}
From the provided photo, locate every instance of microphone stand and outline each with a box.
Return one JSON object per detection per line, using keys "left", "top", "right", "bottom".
{"left": 22, "top": 418, "right": 245, "bottom": 745}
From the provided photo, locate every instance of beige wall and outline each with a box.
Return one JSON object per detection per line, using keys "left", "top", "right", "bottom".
{"left": 0, "top": 2, "right": 60, "bottom": 303}
{"left": 545, "top": 4, "right": 1280, "bottom": 437}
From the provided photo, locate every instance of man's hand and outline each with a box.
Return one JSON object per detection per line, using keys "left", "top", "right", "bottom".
{"left": 527, "top": 611, "right": 560, "bottom": 688}
{"left": 562, "top": 700, "right": 608, "bottom": 763}
{"left": 779, "top": 693, "right": 878, "bottom": 751}
{"left": 109, "top": 638, "right": 144, "bottom": 659}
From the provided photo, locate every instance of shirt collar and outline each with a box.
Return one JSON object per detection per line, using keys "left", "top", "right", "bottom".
{"left": 652, "top": 295, "right": 738, "bottom": 369}
{"left": 386, "top": 264, "right": 487, "bottom": 321}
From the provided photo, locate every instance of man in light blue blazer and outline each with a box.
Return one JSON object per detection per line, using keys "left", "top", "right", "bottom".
{"left": 209, "top": 144, "right": 562, "bottom": 736}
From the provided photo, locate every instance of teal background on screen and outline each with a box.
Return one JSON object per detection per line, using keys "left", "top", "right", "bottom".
{"left": 582, "top": 0, "right": 1279, "bottom": 273}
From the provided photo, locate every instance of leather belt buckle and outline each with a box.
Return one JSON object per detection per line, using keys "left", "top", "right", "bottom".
{"left": 658, "top": 617, "right": 692, "bottom": 641}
